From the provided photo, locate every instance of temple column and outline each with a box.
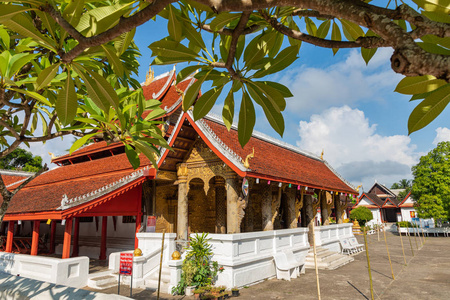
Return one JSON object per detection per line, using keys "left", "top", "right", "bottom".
{"left": 49, "top": 220, "right": 56, "bottom": 254}
{"left": 304, "top": 195, "right": 315, "bottom": 245}
{"left": 286, "top": 188, "right": 297, "bottom": 228}
{"left": 225, "top": 174, "right": 240, "bottom": 234}
{"left": 62, "top": 218, "right": 73, "bottom": 259}
{"left": 5, "top": 221, "right": 14, "bottom": 253}
{"left": 99, "top": 216, "right": 107, "bottom": 260}
{"left": 335, "top": 193, "right": 344, "bottom": 224}
{"left": 31, "top": 220, "right": 40, "bottom": 256}
{"left": 72, "top": 218, "right": 80, "bottom": 257}
{"left": 215, "top": 177, "right": 226, "bottom": 233}
{"left": 177, "top": 163, "right": 189, "bottom": 240}
{"left": 261, "top": 182, "right": 273, "bottom": 231}
{"left": 244, "top": 194, "right": 254, "bottom": 232}
{"left": 135, "top": 213, "right": 142, "bottom": 249}
{"left": 321, "top": 191, "right": 330, "bottom": 226}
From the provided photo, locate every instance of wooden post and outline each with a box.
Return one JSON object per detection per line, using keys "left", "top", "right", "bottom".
{"left": 311, "top": 222, "right": 321, "bottom": 300}
{"left": 5, "top": 221, "right": 14, "bottom": 253}
{"left": 398, "top": 227, "right": 407, "bottom": 266}
{"left": 416, "top": 222, "right": 424, "bottom": 247}
{"left": 420, "top": 223, "right": 426, "bottom": 243}
{"left": 49, "top": 220, "right": 56, "bottom": 254}
{"left": 62, "top": 218, "right": 73, "bottom": 259}
{"left": 377, "top": 224, "right": 380, "bottom": 242}
{"left": 383, "top": 228, "right": 395, "bottom": 280}
{"left": 31, "top": 220, "right": 40, "bottom": 256}
{"left": 157, "top": 230, "right": 166, "bottom": 300}
{"left": 413, "top": 224, "right": 419, "bottom": 250}
{"left": 363, "top": 227, "right": 375, "bottom": 300}
{"left": 72, "top": 218, "right": 80, "bottom": 257}
{"left": 407, "top": 229, "right": 414, "bottom": 257}
{"left": 99, "top": 216, "right": 108, "bottom": 260}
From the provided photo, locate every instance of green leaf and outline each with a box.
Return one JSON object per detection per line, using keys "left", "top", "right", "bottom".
{"left": 408, "top": 84, "right": 450, "bottom": 134}
{"left": 193, "top": 86, "right": 224, "bottom": 120}
{"left": 69, "top": 133, "right": 98, "bottom": 154}
{"left": 395, "top": 75, "right": 446, "bottom": 95}
{"left": 209, "top": 13, "right": 240, "bottom": 31}
{"left": 361, "top": 47, "right": 377, "bottom": 65}
{"left": 149, "top": 40, "right": 200, "bottom": 58}
{"left": 417, "top": 42, "right": 450, "bottom": 55}
{"left": 168, "top": 5, "right": 182, "bottom": 42}
{"left": 36, "top": 63, "right": 60, "bottom": 90}
{"left": 184, "top": 23, "right": 206, "bottom": 50}
{"left": 183, "top": 70, "right": 210, "bottom": 111}
{"left": 238, "top": 91, "right": 256, "bottom": 147}
{"left": 73, "top": 64, "right": 108, "bottom": 111}
{"left": 101, "top": 44, "right": 124, "bottom": 77}
{"left": 412, "top": 0, "right": 450, "bottom": 14}
{"left": 317, "top": 20, "right": 331, "bottom": 39}
{"left": 331, "top": 21, "right": 341, "bottom": 55}
{"left": 305, "top": 17, "right": 317, "bottom": 36}
{"left": 177, "top": 65, "right": 203, "bottom": 84}
{"left": 0, "top": 4, "right": 31, "bottom": 23}
{"left": 114, "top": 28, "right": 135, "bottom": 55}
{"left": 422, "top": 11, "right": 450, "bottom": 23}
{"left": 134, "top": 140, "right": 158, "bottom": 168}
{"left": 253, "top": 45, "right": 299, "bottom": 78}
{"left": 8, "top": 53, "right": 37, "bottom": 77}
{"left": 9, "top": 88, "right": 51, "bottom": 106}
{"left": 246, "top": 82, "right": 285, "bottom": 136}
{"left": 56, "top": 73, "right": 78, "bottom": 126}
{"left": 152, "top": 56, "right": 200, "bottom": 65}
{"left": 268, "top": 32, "right": 283, "bottom": 58}
{"left": 222, "top": 89, "right": 234, "bottom": 131}
{"left": 124, "top": 144, "right": 140, "bottom": 169}
{"left": 340, "top": 19, "right": 364, "bottom": 41}
{"left": 261, "top": 81, "right": 293, "bottom": 98}
{"left": 252, "top": 81, "right": 286, "bottom": 111}
{"left": 0, "top": 27, "right": 10, "bottom": 49}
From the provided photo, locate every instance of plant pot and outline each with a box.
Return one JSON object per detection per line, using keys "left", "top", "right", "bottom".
{"left": 232, "top": 290, "right": 239, "bottom": 297}
{"left": 186, "top": 286, "right": 195, "bottom": 296}
{"left": 194, "top": 293, "right": 201, "bottom": 300}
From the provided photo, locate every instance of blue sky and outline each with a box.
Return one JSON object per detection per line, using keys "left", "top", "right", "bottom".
{"left": 33, "top": 12, "right": 450, "bottom": 193}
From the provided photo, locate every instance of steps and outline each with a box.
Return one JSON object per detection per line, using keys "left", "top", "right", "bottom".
{"left": 144, "top": 266, "right": 171, "bottom": 293}
{"left": 304, "top": 246, "right": 354, "bottom": 270}
{"left": 88, "top": 271, "right": 117, "bottom": 289}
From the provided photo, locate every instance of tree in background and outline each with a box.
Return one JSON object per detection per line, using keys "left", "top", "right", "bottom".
{"left": 412, "top": 141, "right": 450, "bottom": 220}
{"left": 391, "top": 179, "right": 412, "bottom": 201}
{"left": 414, "top": 194, "right": 446, "bottom": 220}
{"left": 0, "top": 148, "right": 43, "bottom": 172}
{"left": 349, "top": 206, "right": 373, "bottom": 227}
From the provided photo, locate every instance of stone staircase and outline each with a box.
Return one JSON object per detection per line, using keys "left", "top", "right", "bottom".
{"left": 88, "top": 270, "right": 117, "bottom": 289}
{"left": 304, "top": 246, "right": 354, "bottom": 270}
{"left": 145, "top": 266, "right": 171, "bottom": 293}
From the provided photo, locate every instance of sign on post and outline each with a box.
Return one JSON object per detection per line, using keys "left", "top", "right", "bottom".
{"left": 146, "top": 216, "right": 156, "bottom": 232}
{"left": 120, "top": 253, "right": 133, "bottom": 275}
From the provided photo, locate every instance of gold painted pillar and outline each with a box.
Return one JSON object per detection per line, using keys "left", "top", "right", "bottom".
{"left": 335, "top": 193, "right": 344, "bottom": 224}
{"left": 286, "top": 188, "right": 297, "bottom": 228}
{"left": 321, "top": 191, "right": 330, "bottom": 226}
{"left": 226, "top": 174, "right": 240, "bottom": 234}
{"left": 261, "top": 182, "right": 273, "bottom": 231}
{"left": 215, "top": 177, "right": 226, "bottom": 233}
{"left": 304, "top": 194, "right": 315, "bottom": 245}
{"left": 177, "top": 163, "right": 189, "bottom": 240}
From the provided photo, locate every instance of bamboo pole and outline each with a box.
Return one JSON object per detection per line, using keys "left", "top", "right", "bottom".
{"left": 420, "top": 222, "right": 426, "bottom": 244}
{"left": 417, "top": 222, "right": 425, "bottom": 246}
{"left": 398, "top": 227, "right": 407, "bottom": 266}
{"left": 383, "top": 228, "right": 395, "bottom": 280}
{"left": 407, "top": 229, "right": 414, "bottom": 257}
{"left": 363, "top": 227, "right": 375, "bottom": 300}
{"left": 413, "top": 225, "right": 419, "bottom": 250}
{"left": 311, "top": 222, "right": 321, "bottom": 300}
{"left": 157, "top": 230, "right": 166, "bottom": 300}
{"left": 377, "top": 223, "right": 380, "bottom": 242}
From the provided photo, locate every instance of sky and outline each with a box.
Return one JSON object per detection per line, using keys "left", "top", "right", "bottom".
{"left": 26, "top": 13, "right": 450, "bottom": 194}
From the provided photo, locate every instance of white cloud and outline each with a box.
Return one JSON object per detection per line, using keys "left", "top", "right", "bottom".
{"left": 433, "top": 127, "right": 450, "bottom": 145}
{"left": 278, "top": 48, "right": 403, "bottom": 116}
{"left": 296, "top": 106, "right": 418, "bottom": 190}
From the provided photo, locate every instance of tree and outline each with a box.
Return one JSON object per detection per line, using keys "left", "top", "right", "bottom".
{"left": 1, "top": 0, "right": 449, "bottom": 148}
{"left": 391, "top": 179, "right": 412, "bottom": 200}
{"left": 0, "top": 148, "right": 43, "bottom": 172}
{"left": 0, "top": 11, "right": 168, "bottom": 223}
{"left": 411, "top": 141, "right": 450, "bottom": 220}
{"left": 414, "top": 194, "right": 446, "bottom": 220}
{"left": 350, "top": 206, "right": 373, "bottom": 227}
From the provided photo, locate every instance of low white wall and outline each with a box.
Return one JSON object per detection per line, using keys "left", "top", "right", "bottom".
{"left": 0, "top": 252, "right": 89, "bottom": 288}
{"left": 400, "top": 208, "right": 416, "bottom": 222}
{"left": 314, "top": 223, "right": 354, "bottom": 252}
{"left": 199, "top": 228, "right": 310, "bottom": 289}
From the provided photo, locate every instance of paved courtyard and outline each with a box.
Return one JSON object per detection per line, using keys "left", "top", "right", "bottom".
{"left": 87, "top": 232, "right": 450, "bottom": 300}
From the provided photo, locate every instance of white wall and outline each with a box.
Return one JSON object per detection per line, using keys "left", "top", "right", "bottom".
{"left": 366, "top": 208, "right": 382, "bottom": 227}
{"left": 401, "top": 208, "right": 416, "bottom": 222}
{"left": 314, "top": 223, "right": 354, "bottom": 252}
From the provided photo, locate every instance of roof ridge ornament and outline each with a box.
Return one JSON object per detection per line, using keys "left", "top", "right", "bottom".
{"left": 143, "top": 65, "right": 155, "bottom": 86}
{"left": 242, "top": 148, "right": 255, "bottom": 169}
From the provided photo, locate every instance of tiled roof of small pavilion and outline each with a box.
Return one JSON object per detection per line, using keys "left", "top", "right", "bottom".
{"left": 356, "top": 193, "right": 385, "bottom": 208}
{"left": 382, "top": 197, "right": 400, "bottom": 208}
{"left": 399, "top": 191, "right": 414, "bottom": 207}
{"left": 0, "top": 170, "right": 33, "bottom": 187}
{"left": 1, "top": 153, "right": 154, "bottom": 219}
{"left": 182, "top": 113, "right": 356, "bottom": 194}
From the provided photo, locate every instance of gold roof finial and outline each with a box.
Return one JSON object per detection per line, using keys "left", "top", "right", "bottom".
{"left": 144, "top": 65, "right": 155, "bottom": 86}
{"left": 320, "top": 149, "right": 324, "bottom": 160}
{"left": 356, "top": 184, "right": 362, "bottom": 192}
{"left": 243, "top": 148, "right": 255, "bottom": 169}
{"left": 48, "top": 152, "right": 56, "bottom": 161}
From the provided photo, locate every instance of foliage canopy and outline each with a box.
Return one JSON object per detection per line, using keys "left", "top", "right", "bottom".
{"left": 0, "top": 148, "right": 43, "bottom": 172}
{"left": 350, "top": 206, "right": 373, "bottom": 226}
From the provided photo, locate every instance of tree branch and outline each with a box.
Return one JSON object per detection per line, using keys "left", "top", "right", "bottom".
{"left": 292, "top": 9, "right": 334, "bottom": 19}
{"left": 199, "top": 23, "right": 260, "bottom": 35}
{"left": 226, "top": 11, "right": 251, "bottom": 75}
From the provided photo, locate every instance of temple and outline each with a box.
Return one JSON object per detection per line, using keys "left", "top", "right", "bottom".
{"left": 0, "top": 68, "right": 358, "bottom": 290}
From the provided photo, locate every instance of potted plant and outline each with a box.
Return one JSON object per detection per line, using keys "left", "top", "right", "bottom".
{"left": 218, "top": 285, "right": 226, "bottom": 293}
{"left": 231, "top": 287, "right": 239, "bottom": 297}
{"left": 201, "top": 293, "right": 215, "bottom": 300}
{"left": 223, "top": 292, "right": 230, "bottom": 299}
{"left": 194, "top": 288, "right": 205, "bottom": 300}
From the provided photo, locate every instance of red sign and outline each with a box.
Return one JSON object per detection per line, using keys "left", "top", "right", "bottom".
{"left": 119, "top": 253, "right": 133, "bottom": 275}
{"left": 146, "top": 216, "right": 156, "bottom": 232}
